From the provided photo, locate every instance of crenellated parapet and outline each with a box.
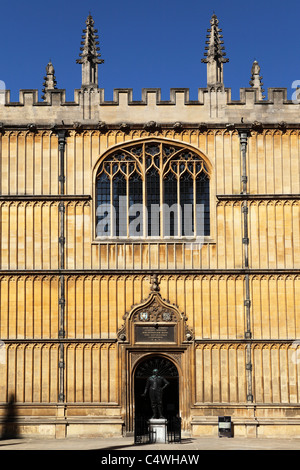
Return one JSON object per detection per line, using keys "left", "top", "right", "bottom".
{"left": 0, "top": 86, "right": 298, "bottom": 127}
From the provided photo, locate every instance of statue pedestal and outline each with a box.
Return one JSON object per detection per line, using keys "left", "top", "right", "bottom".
{"left": 149, "top": 418, "right": 167, "bottom": 443}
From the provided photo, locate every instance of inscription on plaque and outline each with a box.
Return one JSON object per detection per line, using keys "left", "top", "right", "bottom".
{"left": 135, "top": 324, "right": 175, "bottom": 343}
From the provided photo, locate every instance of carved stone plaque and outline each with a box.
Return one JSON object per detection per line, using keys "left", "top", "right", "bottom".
{"left": 135, "top": 324, "right": 176, "bottom": 343}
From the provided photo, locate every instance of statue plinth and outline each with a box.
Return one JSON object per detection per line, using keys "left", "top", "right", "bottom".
{"left": 149, "top": 418, "right": 167, "bottom": 443}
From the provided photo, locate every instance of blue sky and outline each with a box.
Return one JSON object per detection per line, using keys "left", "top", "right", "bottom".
{"left": 1, "top": 0, "right": 299, "bottom": 101}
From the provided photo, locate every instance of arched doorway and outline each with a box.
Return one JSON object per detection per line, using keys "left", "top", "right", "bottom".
{"left": 134, "top": 355, "right": 179, "bottom": 421}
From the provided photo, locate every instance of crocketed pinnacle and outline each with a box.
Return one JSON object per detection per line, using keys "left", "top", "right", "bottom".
{"left": 202, "top": 14, "right": 229, "bottom": 89}
{"left": 249, "top": 60, "right": 265, "bottom": 100}
{"left": 76, "top": 14, "right": 104, "bottom": 88}
{"left": 41, "top": 61, "right": 57, "bottom": 101}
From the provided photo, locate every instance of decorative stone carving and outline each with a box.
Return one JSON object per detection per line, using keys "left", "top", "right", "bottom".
{"left": 119, "top": 122, "right": 130, "bottom": 133}
{"left": 98, "top": 121, "right": 108, "bottom": 133}
{"left": 144, "top": 121, "right": 159, "bottom": 133}
{"left": 117, "top": 288, "right": 194, "bottom": 344}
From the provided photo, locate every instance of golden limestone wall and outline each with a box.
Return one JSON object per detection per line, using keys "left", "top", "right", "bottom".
{"left": 1, "top": 274, "right": 299, "bottom": 341}
{"left": 1, "top": 275, "right": 299, "bottom": 405}
{"left": 0, "top": 128, "right": 299, "bottom": 437}
{"left": 0, "top": 129, "right": 299, "bottom": 271}
{"left": 0, "top": 199, "right": 298, "bottom": 271}
{"left": 1, "top": 129, "right": 300, "bottom": 197}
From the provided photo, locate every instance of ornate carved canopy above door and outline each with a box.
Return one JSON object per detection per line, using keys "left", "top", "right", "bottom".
{"left": 117, "top": 274, "right": 194, "bottom": 346}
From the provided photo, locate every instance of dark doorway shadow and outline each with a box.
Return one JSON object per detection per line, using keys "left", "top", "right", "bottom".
{"left": 1, "top": 394, "right": 19, "bottom": 440}
{"left": 135, "top": 356, "right": 179, "bottom": 422}
{"left": 134, "top": 356, "right": 180, "bottom": 443}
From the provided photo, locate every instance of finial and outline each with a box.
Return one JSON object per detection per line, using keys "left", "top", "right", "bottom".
{"left": 202, "top": 14, "right": 228, "bottom": 89}
{"left": 41, "top": 60, "right": 57, "bottom": 101}
{"left": 249, "top": 59, "right": 265, "bottom": 100}
{"left": 76, "top": 14, "right": 104, "bottom": 88}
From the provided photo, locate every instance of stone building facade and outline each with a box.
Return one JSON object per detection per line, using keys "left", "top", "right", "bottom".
{"left": 0, "top": 14, "right": 299, "bottom": 439}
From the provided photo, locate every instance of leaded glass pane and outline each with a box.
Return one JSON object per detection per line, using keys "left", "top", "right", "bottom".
{"left": 113, "top": 173, "right": 126, "bottom": 236}
{"left": 146, "top": 167, "right": 160, "bottom": 236}
{"left": 164, "top": 172, "right": 178, "bottom": 236}
{"left": 96, "top": 172, "right": 111, "bottom": 236}
{"left": 196, "top": 173, "right": 210, "bottom": 236}
{"left": 180, "top": 172, "right": 194, "bottom": 236}
{"left": 129, "top": 172, "right": 143, "bottom": 236}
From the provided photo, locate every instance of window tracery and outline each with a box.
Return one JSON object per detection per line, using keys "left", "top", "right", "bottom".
{"left": 96, "top": 141, "right": 210, "bottom": 239}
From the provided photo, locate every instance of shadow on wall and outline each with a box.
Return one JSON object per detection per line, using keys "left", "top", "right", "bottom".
{"left": 1, "top": 394, "right": 19, "bottom": 440}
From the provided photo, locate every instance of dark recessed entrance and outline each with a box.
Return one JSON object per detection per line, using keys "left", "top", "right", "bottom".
{"left": 134, "top": 356, "right": 179, "bottom": 421}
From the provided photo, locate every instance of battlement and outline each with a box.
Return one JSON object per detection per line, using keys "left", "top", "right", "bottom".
{"left": 0, "top": 86, "right": 298, "bottom": 128}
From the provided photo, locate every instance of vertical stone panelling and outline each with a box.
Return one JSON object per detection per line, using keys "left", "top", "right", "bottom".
{"left": 83, "top": 132, "right": 92, "bottom": 195}
{"left": 0, "top": 343, "right": 59, "bottom": 404}
{"left": 216, "top": 202, "right": 225, "bottom": 269}
{"left": 109, "top": 344, "right": 118, "bottom": 403}
{"left": 0, "top": 202, "right": 59, "bottom": 270}
{"left": 249, "top": 201, "right": 259, "bottom": 269}
{"left": 282, "top": 132, "right": 291, "bottom": 194}
{"left": 0, "top": 276, "right": 59, "bottom": 340}
{"left": 195, "top": 344, "right": 248, "bottom": 404}
{"left": 83, "top": 277, "right": 93, "bottom": 339}
{"left": 25, "top": 133, "right": 34, "bottom": 194}
{"left": 237, "top": 199, "right": 300, "bottom": 271}
{"left": 193, "top": 276, "right": 202, "bottom": 338}
{"left": 83, "top": 344, "right": 92, "bottom": 402}
{"left": 34, "top": 132, "right": 42, "bottom": 194}
{"left": 65, "top": 344, "right": 75, "bottom": 402}
{"left": 223, "top": 131, "right": 232, "bottom": 194}
{"left": 257, "top": 133, "right": 266, "bottom": 194}
{"left": 108, "top": 276, "right": 117, "bottom": 338}
{"left": 66, "top": 202, "right": 76, "bottom": 270}
{"left": 290, "top": 132, "right": 300, "bottom": 194}
{"left": 246, "top": 130, "right": 300, "bottom": 196}
{"left": 0, "top": 133, "right": 9, "bottom": 194}
{"left": 0, "top": 203, "right": 9, "bottom": 268}
{"left": 215, "top": 131, "right": 224, "bottom": 195}
{"left": 292, "top": 202, "right": 300, "bottom": 267}
{"left": 224, "top": 202, "right": 234, "bottom": 269}
{"left": 264, "top": 131, "right": 274, "bottom": 193}
{"left": 248, "top": 201, "right": 299, "bottom": 270}
{"left": 75, "top": 132, "right": 84, "bottom": 196}
{"left": 251, "top": 275, "right": 299, "bottom": 340}
{"left": 274, "top": 131, "right": 283, "bottom": 193}
{"left": 253, "top": 344, "right": 300, "bottom": 404}
{"left": 66, "top": 131, "right": 75, "bottom": 195}
{"left": 100, "top": 344, "right": 109, "bottom": 402}
{"left": 9, "top": 133, "right": 17, "bottom": 194}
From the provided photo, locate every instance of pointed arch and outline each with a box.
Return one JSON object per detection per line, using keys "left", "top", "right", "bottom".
{"left": 94, "top": 137, "right": 212, "bottom": 239}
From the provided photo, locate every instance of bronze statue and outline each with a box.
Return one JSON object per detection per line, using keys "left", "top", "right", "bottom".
{"left": 142, "top": 369, "right": 169, "bottom": 419}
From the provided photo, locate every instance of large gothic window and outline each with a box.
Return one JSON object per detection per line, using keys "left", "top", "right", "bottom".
{"left": 96, "top": 141, "right": 210, "bottom": 239}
